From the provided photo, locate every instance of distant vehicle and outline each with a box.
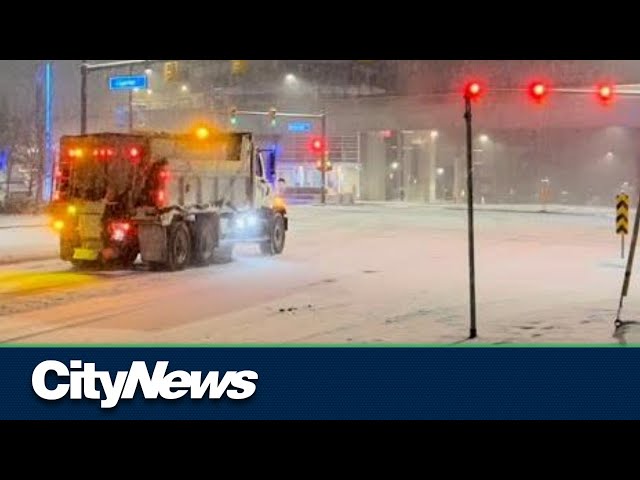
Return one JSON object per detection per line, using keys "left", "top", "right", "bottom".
{"left": 48, "top": 128, "right": 288, "bottom": 270}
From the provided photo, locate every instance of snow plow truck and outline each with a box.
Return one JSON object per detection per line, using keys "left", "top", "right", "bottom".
{"left": 48, "top": 128, "right": 288, "bottom": 271}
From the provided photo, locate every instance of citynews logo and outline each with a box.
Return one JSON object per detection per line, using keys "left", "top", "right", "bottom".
{"left": 32, "top": 360, "right": 258, "bottom": 409}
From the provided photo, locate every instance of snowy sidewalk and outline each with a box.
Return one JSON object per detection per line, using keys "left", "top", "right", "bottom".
{"left": 0, "top": 214, "right": 48, "bottom": 229}
{"left": 443, "top": 203, "right": 617, "bottom": 217}
{"left": 355, "top": 201, "right": 620, "bottom": 218}
{"left": 0, "top": 215, "right": 58, "bottom": 265}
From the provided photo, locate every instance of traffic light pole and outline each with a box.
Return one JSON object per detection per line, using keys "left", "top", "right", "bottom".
{"left": 80, "top": 61, "right": 87, "bottom": 135}
{"left": 464, "top": 95, "right": 478, "bottom": 339}
{"left": 128, "top": 64, "right": 134, "bottom": 132}
{"left": 320, "top": 112, "right": 327, "bottom": 205}
{"left": 79, "top": 60, "right": 151, "bottom": 135}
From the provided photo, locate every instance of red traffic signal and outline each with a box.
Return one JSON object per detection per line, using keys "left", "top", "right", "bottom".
{"left": 528, "top": 81, "right": 549, "bottom": 102}
{"left": 309, "top": 136, "right": 325, "bottom": 154}
{"left": 464, "top": 81, "right": 483, "bottom": 100}
{"left": 597, "top": 83, "right": 615, "bottom": 104}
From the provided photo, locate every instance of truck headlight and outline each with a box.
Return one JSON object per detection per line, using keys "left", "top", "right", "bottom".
{"left": 246, "top": 214, "right": 258, "bottom": 227}
{"left": 235, "top": 213, "right": 258, "bottom": 230}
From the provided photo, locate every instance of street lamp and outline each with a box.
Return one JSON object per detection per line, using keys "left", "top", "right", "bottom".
{"left": 430, "top": 130, "right": 439, "bottom": 140}
{"left": 285, "top": 73, "right": 297, "bottom": 84}
{"left": 479, "top": 134, "right": 489, "bottom": 143}
{"left": 391, "top": 162, "right": 399, "bottom": 170}
{"left": 145, "top": 68, "right": 153, "bottom": 76}
{"left": 181, "top": 84, "right": 189, "bottom": 93}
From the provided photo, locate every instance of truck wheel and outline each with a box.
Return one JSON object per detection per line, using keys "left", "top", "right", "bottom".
{"left": 260, "top": 213, "right": 286, "bottom": 255}
{"left": 194, "top": 216, "right": 217, "bottom": 266}
{"left": 166, "top": 222, "right": 191, "bottom": 271}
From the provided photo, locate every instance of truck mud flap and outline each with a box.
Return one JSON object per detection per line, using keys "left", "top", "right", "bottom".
{"left": 73, "top": 248, "right": 100, "bottom": 261}
{"left": 138, "top": 223, "right": 167, "bottom": 263}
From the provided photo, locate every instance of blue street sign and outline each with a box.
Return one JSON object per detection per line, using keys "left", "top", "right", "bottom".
{"left": 109, "top": 75, "right": 148, "bottom": 91}
{"left": 288, "top": 121, "right": 312, "bottom": 133}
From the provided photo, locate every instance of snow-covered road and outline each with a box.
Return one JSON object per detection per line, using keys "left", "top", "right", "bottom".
{"left": 0, "top": 203, "right": 637, "bottom": 344}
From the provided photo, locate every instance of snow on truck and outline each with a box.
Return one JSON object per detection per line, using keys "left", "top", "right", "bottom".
{"left": 48, "top": 128, "right": 288, "bottom": 271}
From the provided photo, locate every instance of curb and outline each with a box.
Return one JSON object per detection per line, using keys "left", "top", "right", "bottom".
{"left": 0, "top": 224, "right": 48, "bottom": 230}
{"left": 0, "top": 253, "right": 59, "bottom": 267}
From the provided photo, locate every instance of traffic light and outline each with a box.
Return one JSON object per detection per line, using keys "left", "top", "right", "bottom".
{"left": 268, "top": 107, "right": 277, "bottom": 127}
{"left": 309, "top": 136, "right": 325, "bottom": 155}
{"left": 597, "top": 83, "right": 615, "bottom": 104}
{"left": 231, "top": 60, "right": 248, "bottom": 75}
{"left": 528, "top": 81, "right": 549, "bottom": 103}
{"left": 464, "top": 81, "right": 484, "bottom": 100}
{"left": 164, "top": 61, "right": 179, "bottom": 82}
{"left": 229, "top": 107, "right": 238, "bottom": 125}
{"left": 316, "top": 158, "right": 332, "bottom": 172}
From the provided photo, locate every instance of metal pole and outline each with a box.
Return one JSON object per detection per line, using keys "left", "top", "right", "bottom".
{"left": 128, "top": 64, "right": 134, "bottom": 132}
{"left": 80, "top": 61, "right": 87, "bottom": 135}
{"left": 429, "top": 134, "right": 437, "bottom": 203}
{"left": 320, "top": 112, "right": 327, "bottom": 205}
{"left": 622, "top": 234, "right": 625, "bottom": 259}
{"left": 464, "top": 96, "right": 478, "bottom": 339}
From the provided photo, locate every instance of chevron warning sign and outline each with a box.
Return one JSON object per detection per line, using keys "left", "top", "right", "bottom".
{"left": 616, "top": 193, "right": 629, "bottom": 235}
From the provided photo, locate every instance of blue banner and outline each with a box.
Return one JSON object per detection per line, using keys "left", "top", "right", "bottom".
{"left": 1, "top": 346, "right": 640, "bottom": 420}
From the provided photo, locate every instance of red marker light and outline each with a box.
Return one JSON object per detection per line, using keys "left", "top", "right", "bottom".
{"left": 129, "top": 147, "right": 140, "bottom": 157}
{"left": 107, "top": 148, "right": 115, "bottom": 157}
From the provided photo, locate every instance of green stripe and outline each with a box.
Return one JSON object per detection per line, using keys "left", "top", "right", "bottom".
{"left": 0, "top": 343, "right": 634, "bottom": 348}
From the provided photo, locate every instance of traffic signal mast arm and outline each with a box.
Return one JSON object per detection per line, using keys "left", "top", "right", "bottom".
{"left": 230, "top": 110, "right": 325, "bottom": 118}
{"left": 83, "top": 60, "right": 153, "bottom": 72}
